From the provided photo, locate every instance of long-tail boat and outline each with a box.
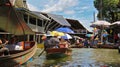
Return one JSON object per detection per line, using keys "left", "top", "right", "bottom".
{"left": 46, "top": 48, "right": 72, "bottom": 55}
{"left": 46, "top": 44, "right": 72, "bottom": 58}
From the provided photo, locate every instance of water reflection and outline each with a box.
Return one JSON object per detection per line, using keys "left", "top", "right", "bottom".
{"left": 42, "top": 56, "right": 72, "bottom": 67}
{"left": 25, "top": 48, "right": 120, "bottom": 67}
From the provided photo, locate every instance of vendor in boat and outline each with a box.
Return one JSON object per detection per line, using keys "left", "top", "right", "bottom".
{"left": 0, "top": 38, "right": 9, "bottom": 56}
{"left": 42, "top": 35, "right": 52, "bottom": 49}
{"left": 59, "top": 38, "right": 69, "bottom": 48}
{"left": 49, "top": 34, "right": 60, "bottom": 48}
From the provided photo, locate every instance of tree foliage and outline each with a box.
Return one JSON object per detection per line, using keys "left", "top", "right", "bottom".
{"left": 94, "top": 0, "right": 120, "bottom": 23}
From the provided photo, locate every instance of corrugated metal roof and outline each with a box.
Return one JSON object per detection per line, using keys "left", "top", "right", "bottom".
{"left": 31, "top": 11, "right": 50, "bottom": 21}
{"left": 16, "top": 8, "right": 50, "bottom": 21}
{"left": 66, "top": 19, "right": 86, "bottom": 29}
{"left": 47, "top": 13, "right": 71, "bottom": 26}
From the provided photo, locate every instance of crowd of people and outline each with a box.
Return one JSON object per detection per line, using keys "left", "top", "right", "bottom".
{"left": 41, "top": 34, "right": 101, "bottom": 49}
{"left": 72, "top": 33, "right": 120, "bottom": 48}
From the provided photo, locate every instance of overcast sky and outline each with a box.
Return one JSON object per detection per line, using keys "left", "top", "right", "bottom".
{"left": 27, "top": 0, "right": 98, "bottom": 32}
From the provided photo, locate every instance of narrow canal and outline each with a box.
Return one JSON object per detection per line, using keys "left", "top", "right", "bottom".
{"left": 23, "top": 48, "right": 120, "bottom": 67}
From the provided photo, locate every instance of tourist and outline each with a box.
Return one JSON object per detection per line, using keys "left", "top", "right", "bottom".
{"left": 9, "top": 35, "right": 18, "bottom": 45}
{"left": 0, "top": 39, "right": 3, "bottom": 49}
{"left": 0, "top": 38, "right": 10, "bottom": 56}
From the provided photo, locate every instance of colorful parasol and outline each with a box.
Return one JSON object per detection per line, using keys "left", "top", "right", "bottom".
{"left": 50, "top": 31, "right": 64, "bottom": 36}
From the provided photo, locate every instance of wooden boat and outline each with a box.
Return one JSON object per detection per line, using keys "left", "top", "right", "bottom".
{"left": 0, "top": 0, "right": 37, "bottom": 66}
{"left": 46, "top": 48, "right": 72, "bottom": 58}
{"left": 0, "top": 41, "right": 37, "bottom": 67}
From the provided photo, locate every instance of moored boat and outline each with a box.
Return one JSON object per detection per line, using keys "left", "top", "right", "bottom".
{"left": 0, "top": 0, "right": 37, "bottom": 66}
{"left": 0, "top": 41, "right": 37, "bottom": 67}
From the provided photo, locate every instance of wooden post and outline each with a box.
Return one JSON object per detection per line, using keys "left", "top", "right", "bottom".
{"left": 27, "top": 15, "right": 30, "bottom": 41}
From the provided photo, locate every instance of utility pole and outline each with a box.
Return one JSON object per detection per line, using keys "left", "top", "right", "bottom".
{"left": 100, "top": 0, "right": 103, "bottom": 20}
{"left": 99, "top": 0, "right": 103, "bottom": 43}
{"left": 93, "top": 11, "right": 96, "bottom": 22}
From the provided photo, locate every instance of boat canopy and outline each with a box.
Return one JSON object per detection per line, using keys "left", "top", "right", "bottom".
{"left": 0, "top": 2, "right": 34, "bottom": 35}
{"left": 47, "top": 13, "right": 71, "bottom": 26}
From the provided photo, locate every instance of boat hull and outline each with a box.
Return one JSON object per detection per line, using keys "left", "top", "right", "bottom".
{"left": 46, "top": 48, "right": 72, "bottom": 58}
{"left": 0, "top": 41, "right": 37, "bottom": 67}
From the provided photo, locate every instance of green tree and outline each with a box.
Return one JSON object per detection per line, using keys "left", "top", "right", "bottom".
{"left": 94, "top": 0, "right": 120, "bottom": 23}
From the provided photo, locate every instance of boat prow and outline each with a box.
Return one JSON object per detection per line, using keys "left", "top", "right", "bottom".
{"left": 46, "top": 48, "right": 72, "bottom": 58}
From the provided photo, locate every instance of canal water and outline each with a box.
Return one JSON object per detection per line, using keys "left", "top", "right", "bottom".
{"left": 23, "top": 48, "right": 120, "bottom": 67}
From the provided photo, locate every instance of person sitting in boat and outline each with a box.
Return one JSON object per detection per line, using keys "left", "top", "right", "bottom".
{"left": 0, "top": 38, "right": 10, "bottom": 56}
{"left": 42, "top": 35, "right": 52, "bottom": 50}
{"left": 59, "top": 38, "right": 70, "bottom": 48}
{"left": 49, "top": 34, "right": 60, "bottom": 48}
{"left": 83, "top": 38, "right": 90, "bottom": 48}
{"left": 9, "top": 35, "right": 18, "bottom": 45}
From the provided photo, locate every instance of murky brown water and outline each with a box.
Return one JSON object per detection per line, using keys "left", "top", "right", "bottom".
{"left": 23, "top": 48, "right": 120, "bottom": 67}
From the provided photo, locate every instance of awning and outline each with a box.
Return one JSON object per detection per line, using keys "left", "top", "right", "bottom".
{"left": 47, "top": 13, "right": 71, "bottom": 26}
{"left": 0, "top": 2, "right": 34, "bottom": 35}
